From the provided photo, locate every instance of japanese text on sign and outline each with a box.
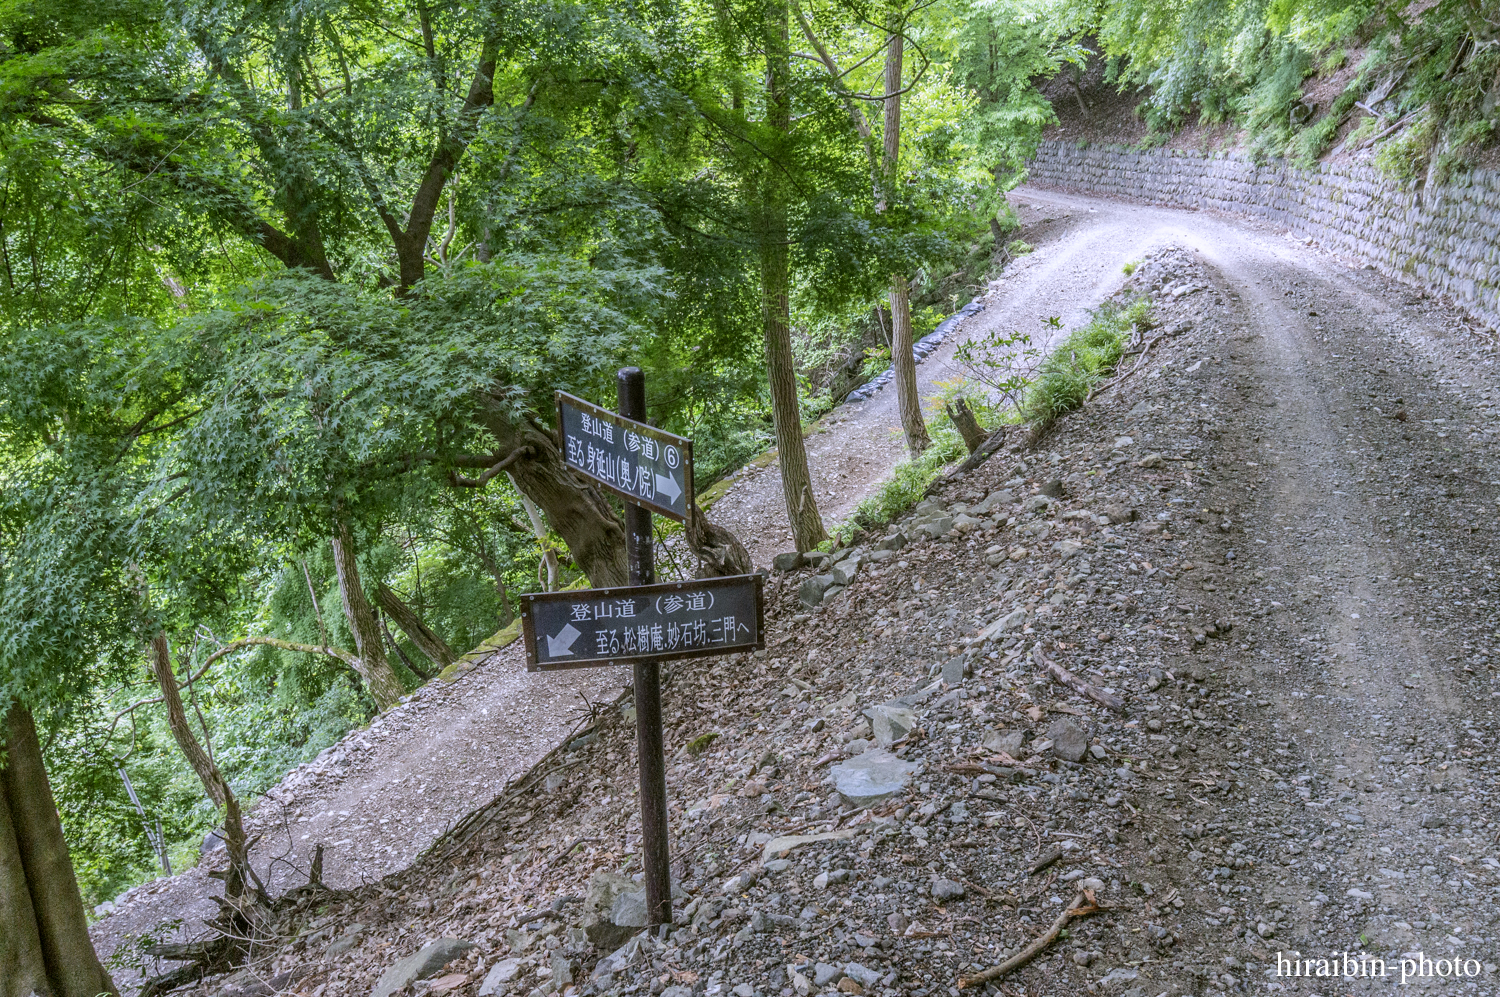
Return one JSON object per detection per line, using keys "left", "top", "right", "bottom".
{"left": 557, "top": 392, "right": 692, "bottom": 521}
{"left": 520, "top": 575, "right": 764, "bottom": 671}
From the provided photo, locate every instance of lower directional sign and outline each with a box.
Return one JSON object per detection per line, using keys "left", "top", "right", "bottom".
{"left": 519, "top": 574, "right": 764, "bottom": 671}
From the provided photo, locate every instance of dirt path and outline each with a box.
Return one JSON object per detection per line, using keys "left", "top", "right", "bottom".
{"left": 710, "top": 198, "right": 1149, "bottom": 567}
{"left": 94, "top": 186, "right": 1500, "bottom": 993}
{"left": 90, "top": 646, "right": 628, "bottom": 979}
{"left": 1012, "top": 186, "right": 1500, "bottom": 989}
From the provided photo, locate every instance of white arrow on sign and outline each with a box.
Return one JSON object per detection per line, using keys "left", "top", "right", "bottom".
{"left": 654, "top": 471, "right": 682, "bottom": 504}
{"left": 546, "top": 623, "right": 582, "bottom": 657}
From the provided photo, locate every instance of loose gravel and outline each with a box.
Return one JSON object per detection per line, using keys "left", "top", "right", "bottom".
{"left": 106, "top": 191, "right": 1500, "bottom": 997}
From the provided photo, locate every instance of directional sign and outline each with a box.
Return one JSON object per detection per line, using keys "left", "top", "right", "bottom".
{"left": 519, "top": 575, "right": 764, "bottom": 672}
{"left": 557, "top": 392, "right": 693, "bottom": 521}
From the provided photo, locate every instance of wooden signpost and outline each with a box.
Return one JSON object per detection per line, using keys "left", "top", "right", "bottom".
{"left": 519, "top": 368, "right": 764, "bottom": 926}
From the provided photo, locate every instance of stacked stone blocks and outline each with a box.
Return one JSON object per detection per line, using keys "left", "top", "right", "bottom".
{"left": 1026, "top": 141, "right": 1500, "bottom": 328}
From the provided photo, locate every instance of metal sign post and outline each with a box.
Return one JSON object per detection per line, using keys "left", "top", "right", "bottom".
{"left": 519, "top": 369, "right": 763, "bottom": 928}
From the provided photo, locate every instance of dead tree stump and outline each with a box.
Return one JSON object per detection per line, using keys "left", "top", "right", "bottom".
{"left": 945, "top": 398, "right": 988, "bottom": 453}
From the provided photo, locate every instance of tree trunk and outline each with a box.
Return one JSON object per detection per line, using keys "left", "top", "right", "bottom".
{"left": 761, "top": 0, "right": 828, "bottom": 553}
{"left": 945, "top": 397, "right": 988, "bottom": 453}
{"left": 330, "top": 521, "right": 406, "bottom": 710}
{"left": 472, "top": 546, "right": 514, "bottom": 625}
{"left": 889, "top": 274, "right": 930, "bottom": 456}
{"left": 477, "top": 399, "right": 628, "bottom": 588}
{"left": 509, "top": 482, "right": 562, "bottom": 592}
{"left": 375, "top": 582, "right": 456, "bottom": 669}
{"left": 884, "top": 27, "right": 930, "bottom": 457}
{"left": 685, "top": 508, "right": 753, "bottom": 577}
{"left": 380, "top": 612, "right": 433, "bottom": 681}
{"left": 0, "top": 702, "right": 119, "bottom": 997}
{"left": 148, "top": 637, "right": 254, "bottom": 902}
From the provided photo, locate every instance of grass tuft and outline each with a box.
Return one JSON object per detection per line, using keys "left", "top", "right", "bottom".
{"left": 1022, "top": 298, "right": 1152, "bottom": 423}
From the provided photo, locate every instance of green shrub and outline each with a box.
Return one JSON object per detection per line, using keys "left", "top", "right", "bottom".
{"left": 840, "top": 384, "right": 976, "bottom": 536}
{"left": 1022, "top": 298, "right": 1151, "bottom": 423}
{"left": 1374, "top": 115, "right": 1437, "bottom": 180}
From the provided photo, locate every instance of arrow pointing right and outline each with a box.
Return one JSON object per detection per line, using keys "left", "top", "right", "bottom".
{"left": 546, "top": 623, "right": 581, "bottom": 657}
{"left": 654, "top": 471, "right": 682, "bottom": 504}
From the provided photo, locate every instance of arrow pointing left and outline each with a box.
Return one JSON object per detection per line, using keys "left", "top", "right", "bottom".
{"left": 547, "top": 623, "right": 582, "bottom": 657}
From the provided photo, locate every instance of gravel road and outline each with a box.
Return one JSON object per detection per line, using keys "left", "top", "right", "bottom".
{"left": 93, "top": 186, "right": 1500, "bottom": 994}
{"left": 708, "top": 197, "right": 1139, "bottom": 569}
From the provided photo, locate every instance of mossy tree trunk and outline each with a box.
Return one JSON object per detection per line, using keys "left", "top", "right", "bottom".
{"left": 0, "top": 702, "right": 118, "bottom": 997}
{"left": 761, "top": 0, "right": 828, "bottom": 552}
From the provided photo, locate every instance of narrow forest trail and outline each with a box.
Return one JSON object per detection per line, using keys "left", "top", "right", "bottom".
{"left": 710, "top": 197, "right": 1159, "bottom": 568}
{"left": 92, "top": 188, "right": 1500, "bottom": 993}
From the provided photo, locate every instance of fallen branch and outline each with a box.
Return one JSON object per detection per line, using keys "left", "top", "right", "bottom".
{"left": 1026, "top": 844, "right": 1063, "bottom": 875}
{"left": 1087, "top": 331, "right": 1167, "bottom": 402}
{"left": 956, "top": 889, "right": 1104, "bottom": 988}
{"left": 951, "top": 426, "right": 1012, "bottom": 475}
{"left": 1032, "top": 644, "right": 1125, "bottom": 712}
{"left": 1357, "top": 110, "right": 1421, "bottom": 149}
{"left": 545, "top": 835, "right": 602, "bottom": 870}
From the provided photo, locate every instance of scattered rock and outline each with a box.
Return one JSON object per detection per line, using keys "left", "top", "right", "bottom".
{"left": 478, "top": 959, "right": 521, "bottom": 997}
{"left": 864, "top": 703, "right": 916, "bottom": 747}
{"left": 370, "top": 937, "right": 475, "bottom": 997}
{"left": 798, "top": 576, "right": 831, "bottom": 608}
{"left": 941, "top": 657, "right": 965, "bottom": 686}
{"left": 829, "top": 750, "right": 920, "bottom": 808}
{"left": 982, "top": 729, "right": 1026, "bottom": 757}
{"left": 1047, "top": 718, "right": 1089, "bottom": 763}
{"left": 582, "top": 872, "right": 649, "bottom": 950}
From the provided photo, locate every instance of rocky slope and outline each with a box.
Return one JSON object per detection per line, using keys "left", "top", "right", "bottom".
{"left": 148, "top": 205, "right": 1500, "bottom": 997}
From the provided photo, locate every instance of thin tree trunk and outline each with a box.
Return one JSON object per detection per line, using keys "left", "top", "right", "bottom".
{"left": 0, "top": 703, "right": 119, "bottom": 997}
{"left": 375, "top": 582, "right": 456, "bottom": 669}
{"left": 149, "top": 637, "right": 253, "bottom": 901}
{"left": 762, "top": 0, "right": 828, "bottom": 552}
{"left": 509, "top": 481, "right": 562, "bottom": 591}
{"left": 473, "top": 545, "right": 514, "bottom": 625}
{"left": 889, "top": 274, "right": 930, "bottom": 455}
{"left": 884, "top": 25, "right": 930, "bottom": 456}
{"left": 380, "top": 612, "right": 432, "bottom": 681}
{"left": 330, "top": 521, "right": 406, "bottom": 710}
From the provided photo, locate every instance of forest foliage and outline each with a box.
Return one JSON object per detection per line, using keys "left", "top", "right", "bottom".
{"left": 1094, "top": 0, "right": 1500, "bottom": 174}
{"left": 6, "top": 0, "right": 1484, "bottom": 918}
{"left": 0, "top": 0, "right": 1081, "bottom": 908}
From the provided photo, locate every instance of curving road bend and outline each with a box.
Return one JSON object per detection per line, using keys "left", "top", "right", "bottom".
{"left": 93, "top": 186, "right": 1500, "bottom": 988}
{"left": 1020, "top": 186, "right": 1500, "bottom": 989}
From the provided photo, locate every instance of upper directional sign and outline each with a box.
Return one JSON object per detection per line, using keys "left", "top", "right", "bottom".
{"left": 519, "top": 574, "right": 765, "bottom": 672}
{"left": 557, "top": 392, "right": 693, "bottom": 521}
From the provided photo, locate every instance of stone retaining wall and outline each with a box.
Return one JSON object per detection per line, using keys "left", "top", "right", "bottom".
{"left": 1026, "top": 140, "right": 1500, "bottom": 328}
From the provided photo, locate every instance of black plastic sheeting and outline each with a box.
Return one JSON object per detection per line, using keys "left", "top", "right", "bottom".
{"left": 843, "top": 298, "right": 985, "bottom": 404}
